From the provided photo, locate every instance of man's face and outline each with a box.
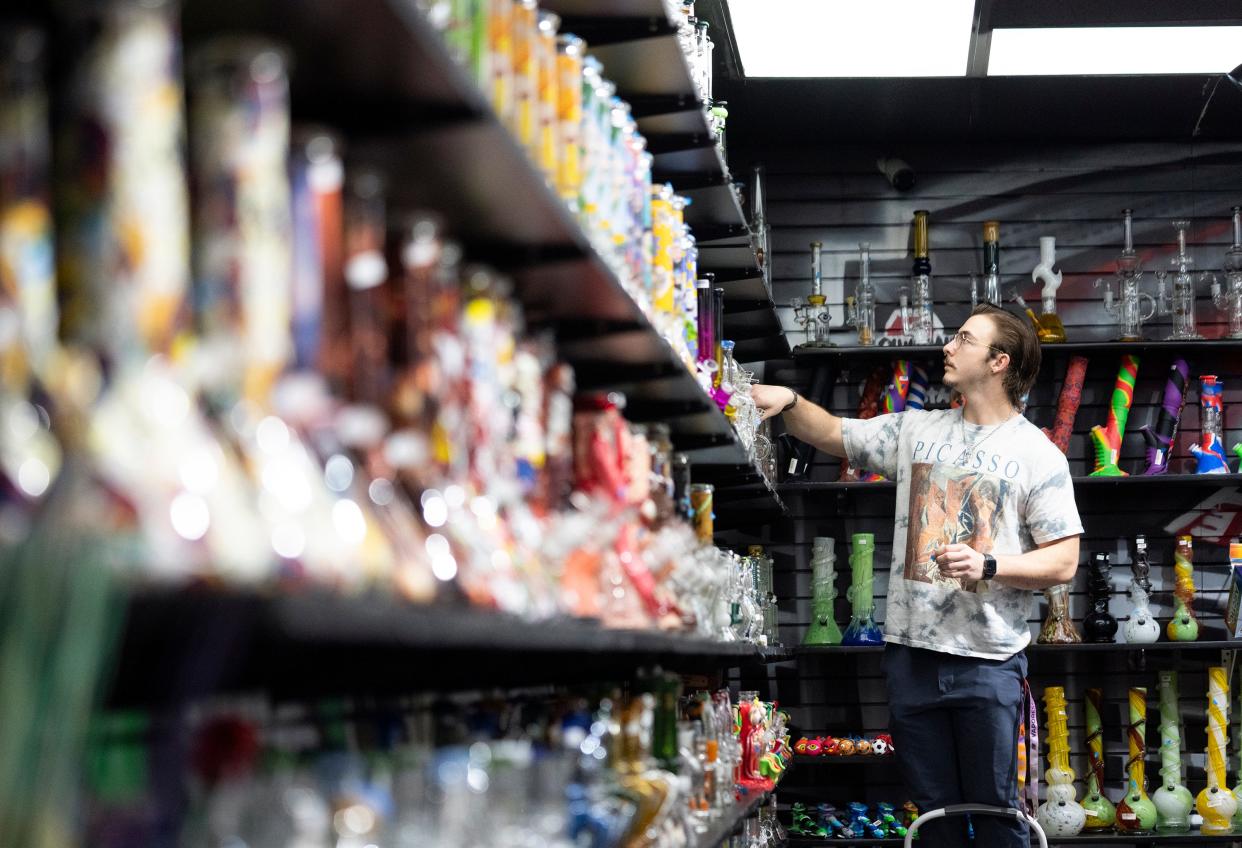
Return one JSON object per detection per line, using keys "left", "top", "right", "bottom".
{"left": 942, "top": 315, "right": 1005, "bottom": 392}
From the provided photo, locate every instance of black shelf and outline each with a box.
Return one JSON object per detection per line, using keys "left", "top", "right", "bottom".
{"left": 106, "top": 589, "right": 789, "bottom": 707}
{"left": 781, "top": 474, "right": 1242, "bottom": 495}
{"left": 786, "top": 832, "right": 1239, "bottom": 846}
{"left": 793, "top": 755, "right": 898, "bottom": 766}
{"left": 795, "top": 640, "right": 1242, "bottom": 658}
{"left": 792, "top": 339, "right": 1242, "bottom": 361}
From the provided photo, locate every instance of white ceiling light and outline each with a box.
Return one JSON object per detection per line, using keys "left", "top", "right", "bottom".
{"left": 989, "top": 26, "right": 1242, "bottom": 76}
{"left": 728, "top": 0, "right": 976, "bottom": 78}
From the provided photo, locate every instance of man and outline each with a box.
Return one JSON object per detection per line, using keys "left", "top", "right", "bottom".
{"left": 754, "top": 304, "right": 1082, "bottom": 847}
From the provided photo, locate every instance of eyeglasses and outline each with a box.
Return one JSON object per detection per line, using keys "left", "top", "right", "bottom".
{"left": 946, "top": 330, "right": 1005, "bottom": 355}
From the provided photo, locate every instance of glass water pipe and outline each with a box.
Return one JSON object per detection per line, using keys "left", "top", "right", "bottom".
{"left": 1197, "top": 667, "right": 1237, "bottom": 835}
{"left": 1116, "top": 687, "right": 1158, "bottom": 834}
{"left": 1096, "top": 209, "right": 1157, "bottom": 341}
{"left": 1166, "top": 219, "right": 1206, "bottom": 340}
{"left": 846, "top": 242, "right": 877, "bottom": 346}
{"left": 1124, "top": 535, "right": 1161, "bottom": 644}
{"left": 904, "top": 210, "right": 934, "bottom": 343}
{"left": 1166, "top": 535, "right": 1199, "bottom": 641}
{"left": 802, "top": 537, "right": 842, "bottom": 645}
{"left": 1153, "top": 671, "right": 1193, "bottom": 832}
{"left": 1211, "top": 206, "right": 1242, "bottom": 338}
{"left": 1082, "top": 688, "right": 1117, "bottom": 831}
{"left": 1036, "top": 686, "right": 1087, "bottom": 836}
{"left": 792, "top": 241, "right": 831, "bottom": 347}
{"left": 841, "top": 533, "right": 882, "bottom": 645}
{"left": 1029, "top": 236, "right": 1067, "bottom": 342}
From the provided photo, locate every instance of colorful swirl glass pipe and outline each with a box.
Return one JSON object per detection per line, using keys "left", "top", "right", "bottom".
{"left": 1197, "top": 667, "right": 1237, "bottom": 834}
{"left": 1140, "top": 359, "right": 1189, "bottom": 475}
{"left": 1037, "top": 686, "right": 1086, "bottom": 836}
{"left": 803, "top": 537, "right": 842, "bottom": 646}
{"left": 1166, "top": 535, "right": 1199, "bottom": 642}
{"left": 1153, "top": 671, "right": 1193, "bottom": 832}
{"left": 905, "top": 363, "right": 930, "bottom": 411}
{"left": 1116, "top": 687, "right": 1158, "bottom": 834}
{"left": 1082, "top": 688, "right": 1117, "bottom": 831}
{"left": 1192, "top": 375, "right": 1230, "bottom": 474}
{"left": 1090, "top": 355, "right": 1139, "bottom": 477}
{"left": 1037, "top": 582, "right": 1082, "bottom": 644}
{"left": 841, "top": 534, "right": 882, "bottom": 646}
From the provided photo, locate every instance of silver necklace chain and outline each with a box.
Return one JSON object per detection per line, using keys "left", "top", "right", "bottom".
{"left": 955, "top": 411, "right": 1018, "bottom": 466}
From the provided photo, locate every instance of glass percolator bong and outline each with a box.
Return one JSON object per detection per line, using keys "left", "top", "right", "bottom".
{"left": 1096, "top": 209, "right": 1157, "bottom": 341}
{"left": 792, "top": 241, "right": 831, "bottom": 346}
{"left": 846, "top": 241, "right": 876, "bottom": 345}
{"left": 1211, "top": 206, "right": 1242, "bottom": 338}
{"left": 1162, "top": 219, "right": 1205, "bottom": 340}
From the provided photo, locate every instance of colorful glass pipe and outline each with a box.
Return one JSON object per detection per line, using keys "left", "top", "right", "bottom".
{"left": 1116, "top": 687, "right": 1157, "bottom": 834}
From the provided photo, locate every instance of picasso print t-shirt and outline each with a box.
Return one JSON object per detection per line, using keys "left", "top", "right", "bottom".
{"left": 841, "top": 408, "right": 1083, "bottom": 660}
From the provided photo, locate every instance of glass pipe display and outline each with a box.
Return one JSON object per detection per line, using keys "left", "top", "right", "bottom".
{"left": 1140, "top": 359, "right": 1189, "bottom": 475}
{"left": 750, "top": 164, "right": 771, "bottom": 295}
{"left": 1082, "top": 552, "right": 1117, "bottom": 643}
{"left": 1192, "top": 375, "right": 1230, "bottom": 474}
{"left": 1167, "top": 535, "right": 1199, "bottom": 641}
{"left": 1197, "top": 667, "right": 1237, "bottom": 834}
{"left": 1082, "top": 689, "right": 1116, "bottom": 831}
{"left": 1211, "top": 206, "right": 1242, "bottom": 337}
{"left": 84, "top": 683, "right": 788, "bottom": 848}
{"left": 981, "top": 220, "right": 1002, "bottom": 305}
{"left": 1089, "top": 355, "right": 1139, "bottom": 477}
{"left": 846, "top": 242, "right": 877, "bottom": 346}
{"left": 1153, "top": 671, "right": 1193, "bottom": 832}
{"left": 842, "top": 533, "right": 883, "bottom": 645}
{"left": 1164, "top": 220, "right": 1206, "bottom": 340}
{"left": 1028, "top": 236, "right": 1067, "bottom": 342}
{"left": 1124, "top": 535, "right": 1160, "bottom": 644}
{"left": 902, "top": 210, "right": 935, "bottom": 344}
{"left": 803, "top": 537, "right": 842, "bottom": 645}
{"left": 1037, "top": 582, "right": 1082, "bottom": 644}
{"left": 1096, "top": 209, "right": 1157, "bottom": 340}
{"left": 1036, "top": 686, "right": 1086, "bottom": 836}
{"left": 792, "top": 242, "right": 832, "bottom": 347}
{"left": 1116, "top": 687, "right": 1158, "bottom": 834}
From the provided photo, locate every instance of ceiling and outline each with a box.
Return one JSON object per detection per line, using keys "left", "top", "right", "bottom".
{"left": 701, "top": 0, "right": 1242, "bottom": 143}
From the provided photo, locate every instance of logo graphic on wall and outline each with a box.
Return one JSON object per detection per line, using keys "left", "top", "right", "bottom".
{"left": 879, "top": 308, "right": 949, "bottom": 346}
{"left": 904, "top": 462, "right": 1011, "bottom": 593}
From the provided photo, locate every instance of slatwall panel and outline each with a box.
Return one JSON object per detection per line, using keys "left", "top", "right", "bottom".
{"left": 726, "top": 141, "right": 1242, "bottom": 838}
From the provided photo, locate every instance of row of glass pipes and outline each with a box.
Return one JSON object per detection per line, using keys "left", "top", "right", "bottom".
{"left": 800, "top": 535, "right": 884, "bottom": 646}
{"left": 1037, "top": 534, "right": 1202, "bottom": 647}
{"left": 791, "top": 206, "right": 1242, "bottom": 346}
{"left": 1034, "top": 669, "right": 1240, "bottom": 837}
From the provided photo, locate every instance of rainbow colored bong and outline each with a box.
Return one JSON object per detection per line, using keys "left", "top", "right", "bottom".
{"left": 1191, "top": 375, "right": 1229, "bottom": 474}
{"left": 1090, "top": 355, "right": 1139, "bottom": 477}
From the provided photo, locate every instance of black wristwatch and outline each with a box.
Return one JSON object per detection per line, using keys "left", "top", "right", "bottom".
{"left": 781, "top": 390, "right": 799, "bottom": 413}
{"left": 982, "top": 554, "right": 998, "bottom": 580}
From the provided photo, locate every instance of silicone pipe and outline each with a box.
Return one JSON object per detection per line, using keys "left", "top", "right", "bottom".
{"left": 1043, "top": 356, "right": 1088, "bottom": 455}
{"left": 1090, "top": 354, "right": 1139, "bottom": 476}
{"left": 1140, "top": 358, "right": 1189, "bottom": 475}
{"left": 905, "top": 363, "right": 930, "bottom": 411}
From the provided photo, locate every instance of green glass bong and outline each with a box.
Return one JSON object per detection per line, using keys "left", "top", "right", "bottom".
{"left": 842, "top": 533, "right": 883, "bottom": 646}
{"left": 802, "top": 536, "right": 842, "bottom": 645}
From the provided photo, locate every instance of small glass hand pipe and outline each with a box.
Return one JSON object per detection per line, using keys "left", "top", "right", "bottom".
{"left": 1166, "top": 219, "right": 1205, "bottom": 340}
{"left": 1096, "top": 209, "right": 1157, "bottom": 341}
{"left": 1211, "top": 206, "right": 1242, "bottom": 338}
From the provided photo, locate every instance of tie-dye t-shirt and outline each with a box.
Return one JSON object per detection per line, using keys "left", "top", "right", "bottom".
{"left": 842, "top": 407, "right": 1083, "bottom": 660}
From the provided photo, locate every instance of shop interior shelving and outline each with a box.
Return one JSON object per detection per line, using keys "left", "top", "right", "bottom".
{"left": 173, "top": 0, "right": 783, "bottom": 517}
{"left": 790, "top": 338, "right": 1242, "bottom": 362}
{"left": 795, "top": 639, "right": 1241, "bottom": 658}
{"left": 784, "top": 833, "right": 1240, "bottom": 846}
{"left": 781, "top": 473, "right": 1242, "bottom": 495}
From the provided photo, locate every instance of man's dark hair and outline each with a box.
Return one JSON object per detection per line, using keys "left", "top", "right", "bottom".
{"left": 971, "top": 303, "right": 1041, "bottom": 408}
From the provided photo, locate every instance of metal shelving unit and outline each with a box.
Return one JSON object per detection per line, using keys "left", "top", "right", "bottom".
{"left": 175, "top": 0, "right": 785, "bottom": 513}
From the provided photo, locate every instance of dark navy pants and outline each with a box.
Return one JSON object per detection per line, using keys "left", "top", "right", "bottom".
{"left": 883, "top": 643, "right": 1028, "bottom": 848}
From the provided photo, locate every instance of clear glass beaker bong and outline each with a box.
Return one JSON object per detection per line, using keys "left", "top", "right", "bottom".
{"left": 792, "top": 241, "right": 831, "bottom": 346}
{"left": 904, "top": 210, "right": 935, "bottom": 343}
{"left": 846, "top": 241, "right": 877, "bottom": 345}
{"left": 1095, "top": 209, "right": 1157, "bottom": 341}
{"left": 1164, "top": 219, "right": 1205, "bottom": 340}
{"left": 1211, "top": 206, "right": 1242, "bottom": 338}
